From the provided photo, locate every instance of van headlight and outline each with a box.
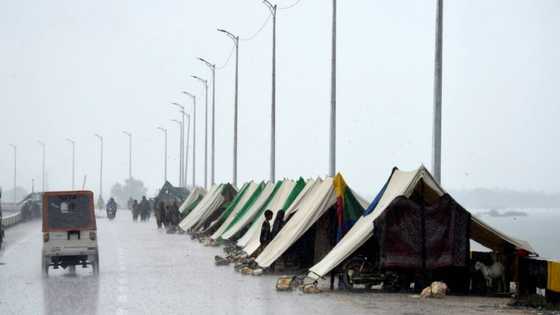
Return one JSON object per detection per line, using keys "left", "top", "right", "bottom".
{"left": 89, "top": 231, "right": 96, "bottom": 241}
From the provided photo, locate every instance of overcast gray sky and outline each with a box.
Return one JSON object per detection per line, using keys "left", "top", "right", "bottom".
{"left": 1, "top": 0, "right": 559, "bottom": 199}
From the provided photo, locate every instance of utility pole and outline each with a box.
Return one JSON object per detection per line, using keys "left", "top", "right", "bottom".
{"left": 157, "top": 127, "right": 168, "bottom": 182}
{"left": 432, "top": 0, "right": 444, "bottom": 183}
{"left": 37, "top": 141, "right": 46, "bottom": 192}
{"left": 192, "top": 75, "right": 209, "bottom": 189}
{"left": 171, "top": 103, "right": 184, "bottom": 187}
{"left": 122, "top": 131, "right": 132, "bottom": 179}
{"left": 172, "top": 102, "right": 187, "bottom": 187}
{"left": 198, "top": 58, "right": 216, "bottom": 186}
{"left": 182, "top": 91, "right": 197, "bottom": 188}
{"left": 9, "top": 144, "right": 16, "bottom": 202}
{"left": 264, "top": 0, "right": 277, "bottom": 182}
{"left": 171, "top": 119, "right": 183, "bottom": 187}
{"left": 329, "top": 0, "right": 337, "bottom": 177}
{"left": 94, "top": 134, "right": 104, "bottom": 199}
{"left": 218, "top": 28, "right": 239, "bottom": 187}
{"left": 66, "top": 138, "right": 76, "bottom": 189}
{"left": 185, "top": 113, "right": 191, "bottom": 189}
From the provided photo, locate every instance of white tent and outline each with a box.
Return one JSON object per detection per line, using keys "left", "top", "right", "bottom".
{"left": 307, "top": 166, "right": 536, "bottom": 280}
{"left": 209, "top": 181, "right": 261, "bottom": 240}
{"left": 190, "top": 182, "right": 245, "bottom": 232}
{"left": 255, "top": 175, "right": 368, "bottom": 268}
{"left": 178, "top": 187, "right": 206, "bottom": 214}
{"left": 179, "top": 183, "right": 237, "bottom": 231}
{"left": 218, "top": 181, "right": 278, "bottom": 241}
{"left": 238, "top": 178, "right": 320, "bottom": 255}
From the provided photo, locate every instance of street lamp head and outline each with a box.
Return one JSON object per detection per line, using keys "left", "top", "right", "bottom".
{"left": 94, "top": 133, "right": 103, "bottom": 140}
{"left": 182, "top": 91, "right": 195, "bottom": 99}
{"left": 171, "top": 102, "right": 184, "bottom": 110}
{"left": 192, "top": 75, "right": 207, "bottom": 83}
{"left": 65, "top": 138, "right": 75, "bottom": 144}
{"left": 37, "top": 140, "right": 45, "bottom": 146}
{"left": 218, "top": 28, "right": 238, "bottom": 42}
{"left": 122, "top": 131, "right": 132, "bottom": 137}
{"left": 263, "top": 0, "right": 276, "bottom": 11}
{"left": 198, "top": 57, "right": 215, "bottom": 68}
{"left": 157, "top": 126, "right": 167, "bottom": 132}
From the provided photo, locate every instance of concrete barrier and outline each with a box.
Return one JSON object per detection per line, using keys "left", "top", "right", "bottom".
{"left": 1, "top": 211, "right": 22, "bottom": 228}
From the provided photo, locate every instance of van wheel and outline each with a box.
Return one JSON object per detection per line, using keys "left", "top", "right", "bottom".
{"left": 92, "top": 254, "right": 100, "bottom": 275}
{"left": 42, "top": 256, "right": 49, "bottom": 277}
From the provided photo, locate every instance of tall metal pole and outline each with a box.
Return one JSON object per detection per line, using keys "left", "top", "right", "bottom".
{"left": 122, "top": 131, "right": 132, "bottom": 179}
{"left": 37, "top": 141, "right": 46, "bottom": 192}
{"left": 171, "top": 119, "right": 183, "bottom": 186}
{"left": 329, "top": 0, "right": 337, "bottom": 177}
{"left": 172, "top": 102, "right": 186, "bottom": 187}
{"left": 432, "top": 0, "right": 443, "bottom": 183}
{"left": 9, "top": 144, "right": 16, "bottom": 202}
{"left": 95, "top": 134, "right": 104, "bottom": 199}
{"left": 264, "top": 1, "right": 277, "bottom": 182}
{"left": 192, "top": 76, "right": 209, "bottom": 189}
{"left": 198, "top": 58, "right": 216, "bottom": 186}
{"left": 218, "top": 29, "right": 239, "bottom": 187}
{"left": 182, "top": 92, "right": 197, "bottom": 187}
{"left": 185, "top": 113, "right": 191, "bottom": 188}
{"left": 157, "top": 127, "right": 168, "bottom": 182}
{"left": 66, "top": 138, "right": 75, "bottom": 189}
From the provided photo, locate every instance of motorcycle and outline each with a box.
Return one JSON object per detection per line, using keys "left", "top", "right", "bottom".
{"left": 341, "top": 255, "right": 400, "bottom": 291}
{"left": 106, "top": 204, "right": 117, "bottom": 220}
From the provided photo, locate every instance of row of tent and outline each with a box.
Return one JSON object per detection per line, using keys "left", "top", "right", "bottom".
{"left": 175, "top": 165, "right": 537, "bottom": 281}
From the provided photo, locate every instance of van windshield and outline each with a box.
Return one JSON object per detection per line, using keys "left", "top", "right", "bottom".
{"left": 46, "top": 194, "right": 93, "bottom": 229}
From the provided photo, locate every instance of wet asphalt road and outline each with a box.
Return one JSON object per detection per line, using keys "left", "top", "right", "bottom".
{"left": 0, "top": 211, "right": 532, "bottom": 315}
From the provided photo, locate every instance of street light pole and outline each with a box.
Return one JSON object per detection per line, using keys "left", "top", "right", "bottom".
{"left": 171, "top": 119, "right": 183, "bottom": 187}
{"left": 9, "top": 144, "right": 16, "bottom": 202}
{"left": 94, "top": 134, "right": 104, "bottom": 200}
{"left": 192, "top": 75, "right": 209, "bottom": 189}
{"left": 122, "top": 131, "right": 132, "bottom": 179}
{"left": 198, "top": 58, "right": 216, "bottom": 186}
{"left": 218, "top": 28, "right": 239, "bottom": 187}
{"left": 432, "top": 0, "right": 443, "bottom": 183}
{"left": 65, "top": 139, "right": 76, "bottom": 189}
{"left": 182, "top": 91, "right": 197, "bottom": 187}
{"left": 185, "top": 113, "right": 191, "bottom": 189}
{"left": 264, "top": 0, "right": 277, "bottom": 183}
{"left": 157, "top": 127, "right": 168, "bottom": 182}
{"left": 329, "top": 0, "right": 337, "bottom": 177}
{"left": 37, "top": 141, "right": 46, "bottom": 192}
{"left": 172, "top": 102, "right": 186, "bottom": 187}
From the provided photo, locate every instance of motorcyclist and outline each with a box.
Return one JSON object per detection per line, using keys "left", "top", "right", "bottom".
{"left": 106, "top": 197, "right": 117, "bottom": 219}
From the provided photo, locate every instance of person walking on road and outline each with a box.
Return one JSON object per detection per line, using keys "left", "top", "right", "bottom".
{"left": 132, "top": 199, "right": 139, "bottom": 221}
{"left": 155, "top": 201, "right": 165, "bottom": 229}
{"left": 139, "top": 196, "right": 150, "bottom": 221}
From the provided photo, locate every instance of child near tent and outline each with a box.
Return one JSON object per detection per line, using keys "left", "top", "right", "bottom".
{"left": 256, "top": 210, "right": 274, "bottom": 256}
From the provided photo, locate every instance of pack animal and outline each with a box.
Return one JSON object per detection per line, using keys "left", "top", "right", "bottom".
{"left": 474, "top": 261, "right": 506, "bottom": 292}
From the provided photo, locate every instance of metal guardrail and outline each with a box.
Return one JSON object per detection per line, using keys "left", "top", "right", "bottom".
{"left": 1, "top": 211, "right": 22, "bottom": 228}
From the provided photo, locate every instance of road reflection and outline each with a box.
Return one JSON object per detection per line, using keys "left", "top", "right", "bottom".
{"left": 42, "top": 267, "right": 99, "bottom": 315}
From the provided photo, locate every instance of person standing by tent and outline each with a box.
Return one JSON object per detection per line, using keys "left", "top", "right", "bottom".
{"left": 171, "top": 200, "right": 180, "bottom": 226}
{"left": 257, "top": 210, "right": 274, "bottom": 256}
{"left": 271, "top": 210, "right": 285, "bottom": 238}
